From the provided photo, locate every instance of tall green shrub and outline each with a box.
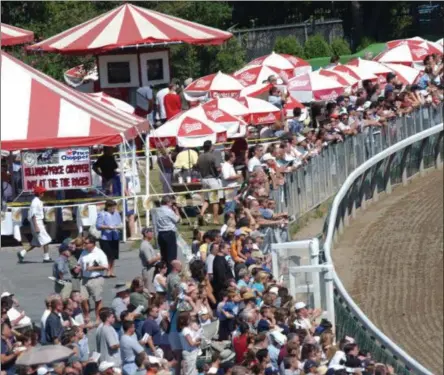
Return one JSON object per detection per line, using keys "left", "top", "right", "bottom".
{"left": 330, "top": 37, "right": 351, "bottom": 56}
{"left": 274, "top": 35, "right": 305, "bottom": 59}
{"left": 304, "top": 34, "right": 332, "bottom": 58}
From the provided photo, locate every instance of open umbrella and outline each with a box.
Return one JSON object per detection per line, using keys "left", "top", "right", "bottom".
{"left": 287, "top": 71, "right": 345, "bottom": 103}
{"left": 381, "top": 63, "right": 421, "bottom": 86}
{"left": 283, "top": 96, "right": 308, "bottom": 120}
{"left": 149, "top": 110, "right": 227, "bottom": 148}
{"left": 237, "top": 97, "right": 282, "bottom": 125}
{"left": 233, "top": 64, "right": 286, "bottom": 86}
{"left": 374, "top": 43, "right": 441, "bottom": 67}
{"left": 247, "top": 51, "right": 311, "bottom": 80}
{"left": 183, "top": 71, "right": 244, "bottom": 102}
{"left": 1, "top": 23, "right": 34, "bottom": 46}
{"left": 87, "top": 92, "right": 135, "bottom": 114}
{"left": 437, "top": 38, "right": 443, "bottom": 47}
{"left": 201, "top": 98, "right": 250, "bottom": 122}
{"left": 332, "top": 64, "right": 378, "bottom": 84}
{"left": 16, "top": 345, "right": 73, "bottom": 366}
{"left": 318, "top": 69, "right": 359, "bottom": 90}
{"left": 386, "top": 37, "right": 443, "bottom": 52}
{"left": 346, "top": 58, "right": 393, "bottom": 86}
{"left": 239, "top": 83, "right": 273, "bottom": 99}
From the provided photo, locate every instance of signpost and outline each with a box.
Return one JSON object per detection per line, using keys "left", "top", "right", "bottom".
{"left": 21, "top": 148, "right": 92, "bottom": 192}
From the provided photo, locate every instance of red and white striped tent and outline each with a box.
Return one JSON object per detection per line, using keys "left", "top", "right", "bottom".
{"left": 346, "top": 58, "right": 393, "bottom": 86}
{"left": 87, "top": 92, "right": 135, "bottom": 114}
{"left": 247, "top": 52, "right": 312, "bottom": 80}
{"left": 237, "top": 97, "right": 282, "bottom": 125}
{"left": 27, "top": 3, "right": 232, "bottom": 54}
{"left": 184, "top": 72, "right": 244, "bottom": 102}
{"left": 287, "top": 72, "right": 345, "bottom": 103}
{"left": 1, "top": 23, "right": 34, "bottom": 46}
{"left": 1, "top": 52, "right": 149, "bottom": 151}
{"left": 149, "top": 109, "right": 227, "bottom": 148}
{"left": 233, "top": 65, "right": 286, "bottom": 86}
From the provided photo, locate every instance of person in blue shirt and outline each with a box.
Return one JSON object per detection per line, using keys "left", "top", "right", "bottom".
{"left": 418, "top": 66, "right": 433, "bottom": 90}
{"left": 96, "top": 199, "right": 122, "bottom": 278}
{"left": 288, "top": 108, "right": 304, "bottom": 134}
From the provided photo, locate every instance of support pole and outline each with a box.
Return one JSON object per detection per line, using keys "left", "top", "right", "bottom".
{"left": 119, "top": 141, "right": 127, "bottom": 242}
{"left": 145, "top": 135, "right": 150, "bottom": 227}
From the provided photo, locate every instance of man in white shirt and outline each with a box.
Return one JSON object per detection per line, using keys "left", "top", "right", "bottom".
{"left": 17, "top": 186, "right": 53, "bottom": 263}
{"left": 221, "top": 152, "right": 242, "bottom": 202}
{"left": 75, "top": 235, "right": 109, "bottom": 324}
{"left": 155, "top": 78, "right": 180, "bottom": 125}
{"left": 136, "top": 86, "right": 154, "bottom": 122}
{"left": 247, "top": 145, "right": 264, "bottom": 172}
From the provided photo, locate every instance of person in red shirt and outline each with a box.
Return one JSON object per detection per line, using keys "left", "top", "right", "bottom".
{"left": 164, "top": 82, "right": 182, "bottom": 120}
{"left": 233, "top": 322, "right": 251, "bottom": 364}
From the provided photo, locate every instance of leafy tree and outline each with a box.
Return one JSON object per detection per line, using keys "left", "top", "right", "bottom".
{"left": 210, "top": 36, "right": 246, "bottom": 74}
{"left": 274, "top": 36, "right": 305, "bottom": 59}
{"left": 355, "top": 37, "right": 376, "bottom": 52}
{"left": 330, "top": 37, "right": 351, "bottom": 56}
{"left": 170, "top": 44, "right": 200, "bottom": 81}
{"left": 304, "top": 34, "right": 332, "bottom": 58}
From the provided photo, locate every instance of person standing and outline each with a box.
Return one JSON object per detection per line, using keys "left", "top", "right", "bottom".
{"left": 93, "top": 147, "right": 118, "bottom": 195}
{"left": 152, "top": 196, "right": 180, "bottom": 273}
{"left": 164, "top": 82, "right": 182, "bottom": 120}
{"left": 139, "top": 227, "right": 161, "bottom": 293}
{"left": 75, "top": 235, "right": 108, "bottom": 324}
{"left": 120, "top": 320, "right": 146, "bottom": 375}
{"left": 52, "top": 244, "right": 74, "bottom": 299}
{"left": 17, "top": 186, "right": 53, "bottom": 263}
{"left": 45, "top": 298, "right": 64, "bottom": 345}
{"left": 196, "top": 140, "right": 223, "bottom": 225}
{"left": 157, "top": 149, "right": 174, "bottom": 194}
{"left": 221, "top": 151, "right": 243, "bottom": 203}
{"left": 136, "top": 85, "right": 154, "bottom": 121}
{"left": 166, "top": 260, "right": 182, "bottom": 302}
{"left": 96, "top": 200, "right": 122, "bottom": 278}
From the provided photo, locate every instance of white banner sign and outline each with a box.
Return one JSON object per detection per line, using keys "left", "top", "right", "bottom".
{"left": 21, "top": 148, "right": 92, "bottom": 192}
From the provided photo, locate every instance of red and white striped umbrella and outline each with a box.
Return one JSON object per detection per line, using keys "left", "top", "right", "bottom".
{"left": 201, "top": 98, "right": 250, "bottom": 122}
{"left": 287, "top": 72, "right": 345, "bottom": 103}
{"left": 332, "top": 64, "right": 378, "bottom": 83}
{"left": 87, "top": 92, "right": 135, "bottom": 114}
{"left": 239, "top": 83, "right": 273, "bottom": 99}
{"left": 0, "top": 52, "right": 149, "bottom": 151}
{"left": 237, "top": 97, "right": 282, "bottom": 125}
{"left": 346, "top": 58, "right": 393, "bottom": 86}
{"left": 233, "top": 65, "right": 286, "bottom": 86}
{"left": 437, "top": 38, "right": 443, "bottom": 47}
{"left": 187, "top": 105, "right": 246, "bottom": 137}
{"left": 318, "top": 69, "right": 359, "bottom": 90}
{"left": 184, "top": 71, "right": 244, "bottom": 102}
{"left": 381, "top": 63, "right": 421, "bottom": 85}
{"left": 27, "top": 3, "right": 232, "bottom": 54}
{"left": 386, "top": 37, "right": 443, "bottom": 53}
{"left": 247, "top": 51, "right": 312, "bottom": 80}
{"left": 283, "top": 96, "right": 307, "bottom": 119}
{"left": 1, "top": 23, "right": 34, "bottom": 46}
{"left": 374, "top": 43, "right": 441, "bottom": 66}
{"left": 150, "top": 110, "right": 227, "bottom": 148}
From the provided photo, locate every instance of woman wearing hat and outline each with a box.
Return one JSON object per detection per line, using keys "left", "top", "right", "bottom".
{"left": 17, "top": 186, "right": 53, "bottom": 263}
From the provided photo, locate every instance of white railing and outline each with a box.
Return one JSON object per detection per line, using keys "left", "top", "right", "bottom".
{"left": 323, "top": 123, "right": 443, "bottom": 375}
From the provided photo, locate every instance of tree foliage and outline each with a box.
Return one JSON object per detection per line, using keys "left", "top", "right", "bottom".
{"left": 330, "top": 37, "right": 351, "bottom": 56}
{"left": 273, "top": 36, "right": 305, "bottom": 59}
{"left": 304, "top": 34, "right": 332, "bottom": 58}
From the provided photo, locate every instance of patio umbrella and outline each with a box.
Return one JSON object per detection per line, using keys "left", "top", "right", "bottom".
{"left": 374, "top": 43, "right": 441, "bottom": 67}
{"left": 318, "top": 68, "right": 359, "bottom": 90}
{"left": 183, "top": 71, "right": 244, "bottom": 102}
{"left": 287, "top": 71, "right": 345, "bottom": 103}
{"left": 149, "top": 111, "right": 227, "bottom": 148}
{"left": 87, "top": 92, "right": 135, "bottom": 114}
{"left": 346, "top": 58, "right": 393, "bottom": 86}
{"left": 27, "top": 3, "right": 232, "bottom": 54}
{"left": 239, "top": 83, "right": 273, "bottom": 99}
{"left": 233, "top": 64, "right": 286, "bottom": 86}
{"left": 283, "top": 96, "right": 308, "bottom": 120}
{"left": 16, "top": 345, "right": 73, "bottom": 366}
{"left": 201, "top": 98, "right": 250, "bottom": 122}
{"left": 386, "top": 37, "right": 443, "bottom": 52}
{"left": 437, "top": 38, "right": 443, "bottom": 47}
{"left": 1, "top": 23, "right": 34, "bottom": 46}
{"left": 64, "top": 64, "right": 98, "bottom": 88}
{"left": 237, "top": 97, "right": 282, "bottom": 125}
{"left": 247, "top": 51, "right": 312, "bottom": 80}
{"left": 332, "top": 64, "right": 378, "bottom": 84}
{"left": 381, "top": 63, "right": 421, "bottom": 86}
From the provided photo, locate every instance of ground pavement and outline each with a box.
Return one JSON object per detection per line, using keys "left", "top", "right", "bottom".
{"left": 333, "top": 169, "right": 444, "bottom": 375}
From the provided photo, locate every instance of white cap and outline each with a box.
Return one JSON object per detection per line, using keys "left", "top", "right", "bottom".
{"left": 363, "top": 101, "right": 372, "bottom": 110}
{"left": 269, "top": 287, "right": 279, "bottom": 295}
{"left": 356, "top": 106, "right": 364, "bottom": 112}
{"left": 339, "top": 107, "right": 348, "bottom": 115}
{"left": 198, "top": 307, "right": 209, "bottom": 315}
{"left": 294, "top": 301, "right": 307, "bottom": 310}
{"left": 296, "top": 135, "right": 306, "bottom": 143}
{"left": 37, "top": 367, "right": 53, "bottom": 375}
{"left": 184, "top": 78, "right": 193, "bottom": 87}
{"left": 98, "top": 361, "right": 115, "bottom": 372}
{"left": 262, "top": 153, "right": 276, "bottom": 162}
{"left": 1, "top": 292, "right": 13, "bottom": 298}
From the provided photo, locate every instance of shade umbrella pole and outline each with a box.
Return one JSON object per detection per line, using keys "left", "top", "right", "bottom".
{"left": 119, "top": 139, "right": 127, "bottom": 242}
{"left": 145, "top": 134, "right": 150, "bottom": 227}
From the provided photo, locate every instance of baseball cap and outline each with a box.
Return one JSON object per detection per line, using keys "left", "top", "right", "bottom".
{"left": 330, "top": 113, "right": 339, "bottom": 119}
{"left": 33, "top": 186, "right": 47, "bottom": 194}
{"left": 304, "top": 360, "right": 318, "bottom": 373}
{"left": 296, "top": 135, "right": 306, "bottom": 143}
{"left": 294, "top": 301, "right": 307, "bottom": 310}
{"left": 339, "top": 107, "right": 348, "bottom": 115}
{"left": 37, "top": 366, "right": 54, "bottom": 375}
{"left": 386, "top": 72, "right": 396, "bottom": 81}
{"left": 59, "top": 243, "right": 70, "bottom": 253}
{"left": 262, "top": 153, "right": 275, "bottom": 162}
{"left": 363, "top": 101, "right": 372, "bottom": 110}
{"left": 250, "top": 230, "right": 265, "bottom": 240}
{"left": 98, "top": 361, "right": 115, "bottom": 372}
{"left": 336, "top": 95, "right": 345, "bottom": 104}
{"left": 114, "top": 283, "right": 129, "bottom": 294}
{"left": 1, "top": 292, "right": 14, "bottom": 298}
{"left": 269, "top": 286, "right": 279, "bottom": 295}
{"left": 141, "top": 227, "right": 154, "bottom": 236}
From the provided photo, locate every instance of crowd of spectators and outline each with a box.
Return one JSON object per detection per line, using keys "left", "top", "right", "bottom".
{"left": 1, "top": 54, "right": 443, "bottom": 375}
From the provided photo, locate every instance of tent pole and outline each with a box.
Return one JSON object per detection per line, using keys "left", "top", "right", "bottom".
{"left": 145, "top": 134, "right": 150, "bottom": 227}
{"left": 119, "top": 140, "right": 127, "bottom": 242}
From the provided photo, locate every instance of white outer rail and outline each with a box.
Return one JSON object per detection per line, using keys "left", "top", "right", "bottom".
{"left": 324, "top": 123, "right": 443, "bottom": 375}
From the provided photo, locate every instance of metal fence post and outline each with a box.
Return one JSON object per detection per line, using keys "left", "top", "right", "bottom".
{"left": 324, "top": 266, "right": 336, "bottom": 333}
{"left": 401, "top": 146, "right": 411, "bottom": 186}
{"left": 418, "top": 138, "right": 428, "bottom": 177}
{"left": 309, "top": 238, "right": 321, "bottom": 309}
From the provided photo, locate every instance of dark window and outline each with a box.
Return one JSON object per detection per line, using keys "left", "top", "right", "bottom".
{"left": 107, "top": 61, "right": 131, "bottom": 84}
{"left": 146, "top": 59, "right": 164, "bottom": 81}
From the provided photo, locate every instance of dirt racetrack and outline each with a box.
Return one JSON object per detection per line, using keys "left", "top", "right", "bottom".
{"left": 333, "top": 169, "right": 443, "bottom": 375}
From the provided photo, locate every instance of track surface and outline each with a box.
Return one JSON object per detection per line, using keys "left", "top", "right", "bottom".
{"left": 333, "top": 169, "right": 443, "bottom": 375}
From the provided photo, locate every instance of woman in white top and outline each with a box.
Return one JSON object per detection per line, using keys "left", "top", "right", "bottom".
{"left": 178, "top": 312, "right": 202, "bottom": 375}
{"left": 153, "top": 261, "right": 167, "bottom": 300}
{"left": 17, "top": 186, "right": 52, "bottom": 263}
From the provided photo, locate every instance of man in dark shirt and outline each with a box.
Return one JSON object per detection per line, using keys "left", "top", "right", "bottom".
{"left": 196, "top": 140, "right": 222, "bottom": 224}
{"left": 45, "top": 298, "right": 64, "bottom": 344}
{"left": 141, "top": 306, "right": 161, "bottom": 349}
{"left": 93, "top": 147, "right": 118, "bottom": 195}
